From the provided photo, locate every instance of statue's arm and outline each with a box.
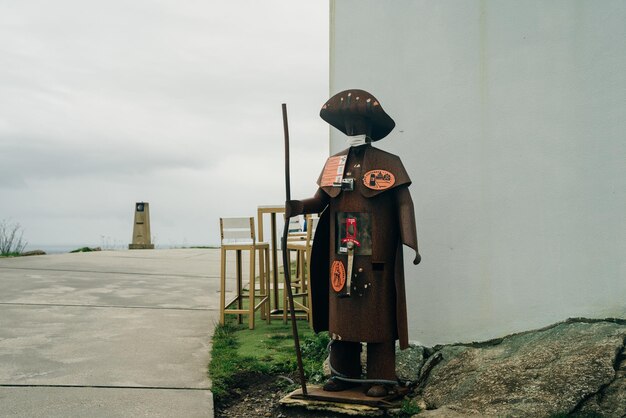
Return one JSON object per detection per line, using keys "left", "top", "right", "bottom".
{"left": 286, "top": 188, "right": 329, "bottom": 218}
{"left": 396, "top": 185, "right": 421, "bottom": 265}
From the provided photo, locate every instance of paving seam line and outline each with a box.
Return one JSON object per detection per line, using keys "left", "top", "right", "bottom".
{"left": 0, "top": 266, "right": 220, "bottom": 279}
{"left": 0, "top": 302, "right": 219, "bottom": 312}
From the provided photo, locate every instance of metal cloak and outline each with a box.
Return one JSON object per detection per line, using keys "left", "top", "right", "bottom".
{"left": 309, "top": 144, "right": 419, "bottom": 350}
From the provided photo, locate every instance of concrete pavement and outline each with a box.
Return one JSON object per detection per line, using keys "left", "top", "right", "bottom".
{"left": 0, "top": 249, "right": 229, "bottom": 417}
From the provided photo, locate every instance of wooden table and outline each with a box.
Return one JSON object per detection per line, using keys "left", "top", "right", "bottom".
{"left": 257, "top": 205, "right": 285, "bottom": 312}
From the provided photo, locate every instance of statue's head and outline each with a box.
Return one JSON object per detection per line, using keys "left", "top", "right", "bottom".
{"left": 320, "top": 89, "right": 395, "bottom": 142}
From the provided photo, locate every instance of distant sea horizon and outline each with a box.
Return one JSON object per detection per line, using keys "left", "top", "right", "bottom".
{"left": 23, "top": 244, "right": 219, "bottom": 254}
{"left": 24, "top": 244, "right": 125, "bottom": 254}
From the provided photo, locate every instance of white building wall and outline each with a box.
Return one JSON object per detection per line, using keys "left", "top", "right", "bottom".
{"left": 329, "top": 0, "right": 626, "bottom": 345}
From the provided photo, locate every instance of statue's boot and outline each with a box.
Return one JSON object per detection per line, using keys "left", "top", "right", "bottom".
{"left": 365, "top": 341, "right": 397, "bottom": 397}
{"left": 322, "top": 378, "right": 359, "bottom": 392}
{"left": 324, "top": 340, "right": 361, "bottom": 392}
{"left": 366, "top": 384, "right": 389, "bottom": 397}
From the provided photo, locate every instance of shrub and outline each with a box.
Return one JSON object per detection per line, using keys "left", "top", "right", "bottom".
{"left": 0, "top": 220, "right": 27, "bottom": 256}
{"left": 399, "top": 397, "right": 421, "bottom": 416}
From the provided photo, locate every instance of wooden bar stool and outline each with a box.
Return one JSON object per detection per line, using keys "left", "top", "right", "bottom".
{"left": 284, "top": 214, "right": 319, "bottom": 326}
{"left": 219, "top": 217, "right": 270, "bottom": 329}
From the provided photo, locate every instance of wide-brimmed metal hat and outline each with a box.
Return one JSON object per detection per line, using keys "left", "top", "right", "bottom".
{"left": 320, "top": 89, "right": 395, "bottom": 141}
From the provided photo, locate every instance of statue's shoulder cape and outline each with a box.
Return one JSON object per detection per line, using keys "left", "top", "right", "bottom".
{"left": 316, "top": 146, "right": 412, "bottom": 198}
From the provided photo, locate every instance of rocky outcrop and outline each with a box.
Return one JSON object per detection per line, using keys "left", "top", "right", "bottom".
{"left": 396, "top": 344, "right": 426, "bottom": 383}
{"left": 413, "top": 318, "right": 626, "bottom": 417}
{"left": 576, "top": 336, "right": 626, "bottom": 417}
{"left": 19, "top": 250, "right": 46, "bottom": 256}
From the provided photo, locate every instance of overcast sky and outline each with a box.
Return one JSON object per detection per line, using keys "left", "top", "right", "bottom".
{"left": 0, "top": 1, "right": 329, "bottom": 250}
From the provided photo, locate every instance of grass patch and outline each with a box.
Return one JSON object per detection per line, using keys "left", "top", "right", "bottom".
{"left": 208, "top": 322, "right": 249, "bottom": 401}
{"left": 209, "top": 314, "right": 329, "bottom": 404}
{"left": 210, "top": 261, "right": 330, "bottom": 404}
{"left": 0, "top": 252, "right": 20, "bottom": 257}
{"left": 399, "top": 398, "right": 421, "bottom": 416}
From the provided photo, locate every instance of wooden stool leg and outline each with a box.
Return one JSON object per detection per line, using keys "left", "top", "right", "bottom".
{"left": 301, "top": 249, "right": 307, "bottom": 316}
{"left": 264, "top": 248, "right": 271, "bottom": 324}
{"left": 236, "top": 249, "right": 243, "bottom": 325}
{"left": 248, "top": 247, "right": 256, "bottom": 330}
{"left": 298, "top": 249, "right": 306, "bottom": 317}
{"left": 283, "top": 250, "right": 289, "bottom": 324}
{"left": 259, "top": 248, "right": 266, "bottom": 321}
{"left": 295, "top": 249, "right": 301, "bottom": 281}
{"left": 219, "top": 247, "right": 226, "bottom": 325}
{"left": 306, "top": 248, "right": 313, "bottom": 327}
{"left": 259, "top": 245, "right": 266, "bottom": 321}
{"left": 299, "top": 250, "right": 305, "bottom": 292}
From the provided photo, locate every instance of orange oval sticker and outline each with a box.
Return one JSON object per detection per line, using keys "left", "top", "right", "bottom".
{"left": 363, "top": 169, "right": 395, "bottom": 190}
{"left": 330, "top": 260, "right": 346, "bottom": 292}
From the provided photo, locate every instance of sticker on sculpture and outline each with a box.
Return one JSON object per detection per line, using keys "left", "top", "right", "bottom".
{"left": 363, "top": 169, "right": 395, "bottom": 190}
{"left": 330, "top": 260, "right": 346, "bottom": 292}
{"left": 321, "top": 155, "right": 348, "bottom": 187}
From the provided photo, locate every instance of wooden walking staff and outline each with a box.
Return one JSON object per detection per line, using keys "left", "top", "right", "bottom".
{"left": 281, "top": 103, "right": 308, "bottom": 395}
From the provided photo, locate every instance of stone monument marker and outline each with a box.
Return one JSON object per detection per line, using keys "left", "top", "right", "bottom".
{"left": 129, "top": 202, "right": 154, "bottom": 249}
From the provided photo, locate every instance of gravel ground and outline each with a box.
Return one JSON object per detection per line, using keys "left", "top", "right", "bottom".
{"left": 216, "top": 373, "right": 355, "bottom": 418}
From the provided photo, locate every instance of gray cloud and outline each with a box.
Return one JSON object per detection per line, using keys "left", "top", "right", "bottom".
{"left": 0, "top": 1, "right": 329, "bottom": 246}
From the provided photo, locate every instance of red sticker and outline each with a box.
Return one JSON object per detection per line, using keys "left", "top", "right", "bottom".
{"left": 330, "top": 260, "right": 346, "bottom": 292}
{"left": 363, "top": 170, "right": 395, "bottom": 190}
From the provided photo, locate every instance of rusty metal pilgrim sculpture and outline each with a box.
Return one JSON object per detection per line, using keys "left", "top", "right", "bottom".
{"left": 287, "top": 89, "right": 421, "bottom": 397}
